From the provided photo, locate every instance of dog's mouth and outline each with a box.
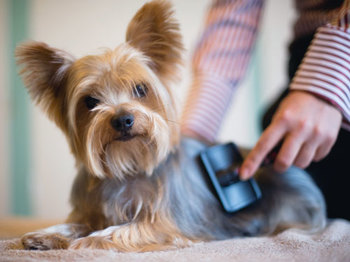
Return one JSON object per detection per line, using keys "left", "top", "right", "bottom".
{"left": 115, "top": 132, "right": 137, "bottom": 142}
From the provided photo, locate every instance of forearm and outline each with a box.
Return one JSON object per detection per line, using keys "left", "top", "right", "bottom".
{"left": 290, "top": 0, "right": 350, "bottom": 130}
{"left": 181, "top": 0, "right": 264, "bottom": 142}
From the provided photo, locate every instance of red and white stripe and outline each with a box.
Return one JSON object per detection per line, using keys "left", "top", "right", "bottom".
{"left": 181, "top": 0, "right": 264, "bottom": 142}
{"left": 181, "top": 0, "right": 350, "bottom": 142}
{"left": 291, "top": 0, "right": 350, "bottom": 130}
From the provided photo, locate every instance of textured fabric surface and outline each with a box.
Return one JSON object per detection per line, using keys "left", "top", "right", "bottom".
{"left": 0, "top": 219, "right": 349, "bottom": 262}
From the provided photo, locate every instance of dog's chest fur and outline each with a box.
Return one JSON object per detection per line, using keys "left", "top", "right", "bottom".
{"left": 68, "top": 138, "right": 316, "bottom": 241}
{"left": 16, "top": 0, "right": 326, "bottom": 251}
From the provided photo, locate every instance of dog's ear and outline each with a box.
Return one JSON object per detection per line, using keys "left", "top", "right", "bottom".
{"left": 126, "top": 0, "right": 183, "bottom": 81}
{"left": 16, "top": 42, "right": 74, "bottom": 130}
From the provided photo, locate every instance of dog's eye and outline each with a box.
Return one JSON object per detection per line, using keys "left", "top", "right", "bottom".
{"left": 133, "top": 83, "right": 148, "bottom": 98}
{"left": 84, "top": 96, "right": 100, "bottom": 110}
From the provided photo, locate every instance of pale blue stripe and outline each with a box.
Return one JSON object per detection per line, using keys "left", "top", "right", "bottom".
{"left": 8, "top": 0, "right": 32, "bottom": 215}
{"left": 250, "top": 38, "right": 263, "bottom": 141}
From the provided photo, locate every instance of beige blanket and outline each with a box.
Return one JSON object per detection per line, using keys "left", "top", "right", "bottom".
{"left": 0, "top": 218, "right": 349, "bottom": 262}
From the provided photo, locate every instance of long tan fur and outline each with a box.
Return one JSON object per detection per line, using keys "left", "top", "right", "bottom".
{"left": 16, "top": 0, "right": 326, "bottom": 252}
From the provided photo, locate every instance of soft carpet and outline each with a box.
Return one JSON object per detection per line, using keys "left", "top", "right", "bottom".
{"left": 0, "top": 218, "right": 349, "bottom": 262}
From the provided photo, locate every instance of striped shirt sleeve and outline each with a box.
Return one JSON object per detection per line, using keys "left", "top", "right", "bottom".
{"left": 290, "top": 0, "right": 350, "bottom": 131}
{"left": 181, "top": 0, "right": 264, "bottom": 142}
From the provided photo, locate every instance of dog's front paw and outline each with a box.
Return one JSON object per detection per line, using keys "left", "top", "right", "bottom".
{"left": 69, "top": 236, "right": 116, "bottom": 250}
{"left": 21, "top": 232, "right": 70, "bottom": 250}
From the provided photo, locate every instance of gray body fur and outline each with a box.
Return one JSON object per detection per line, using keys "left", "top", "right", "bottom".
{"left": 68, "top": 137, "right": 326, "bottom": 241}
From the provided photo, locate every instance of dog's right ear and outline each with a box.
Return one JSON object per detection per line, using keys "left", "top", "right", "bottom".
{"left": 16, "top": 42, "right": 74, "bottom": 129}
{"left": 126, "top": 0, "right": 183, "bottom": 83}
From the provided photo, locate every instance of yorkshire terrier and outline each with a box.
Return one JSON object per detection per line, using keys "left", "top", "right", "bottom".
{"left": 16, "top": 0, "right": 326, "bottom": 252}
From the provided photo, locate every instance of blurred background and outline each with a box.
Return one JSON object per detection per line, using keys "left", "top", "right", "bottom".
{"left": 0, "top": 0, "right": 295, "bottom": 219}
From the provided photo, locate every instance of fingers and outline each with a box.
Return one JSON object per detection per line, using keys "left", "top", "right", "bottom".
{"left": 239, "top": 91, "right": 343, "bottom": 179}
{"left": 273, "top": 133, "right": 304, "bottom": 172}
{"left": 314, "top": 145, "right": 331, "bottom": 162}
{"left": 313, "top": 131, "right": 337, "bottom": 162}
{"left": 240, "top": 121, "right": 286, "bottom": 180}
{"left": 293, "top": 142, "right": 318, "bottom": 169}
{"left": 241, "top": 119, "right": 335, "bottom": 179}
{"left": 273, "top": 117, "right": 318, "bottom": 172}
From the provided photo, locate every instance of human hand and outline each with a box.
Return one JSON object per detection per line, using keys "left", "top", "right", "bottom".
{"left": 239, "top": 91, "right": 342, "bottom": 180}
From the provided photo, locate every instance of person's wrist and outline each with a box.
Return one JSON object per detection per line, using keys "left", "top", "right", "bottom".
{"left": 289, "top": 90, "right": 343, "bottom": 119}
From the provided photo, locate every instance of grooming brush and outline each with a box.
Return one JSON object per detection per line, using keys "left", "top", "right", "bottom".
{"left": 199, "top": 143, "right": 259, "bottom": 213}
{"left": 199, "top": 142, "right": 281, "bottom": 213}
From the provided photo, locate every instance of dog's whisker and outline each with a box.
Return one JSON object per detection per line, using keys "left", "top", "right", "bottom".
{"left": 164, "top": 119, "right": 179, "bottom": 125}
{"left": 16, "top": 0, "right": 326, "bottom": 253}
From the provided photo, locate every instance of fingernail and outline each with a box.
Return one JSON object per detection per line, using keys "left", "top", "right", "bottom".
{"left": 239, "top": 167, "right": 250, "bottom": 181}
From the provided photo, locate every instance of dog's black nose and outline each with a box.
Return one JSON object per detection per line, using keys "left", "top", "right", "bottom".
{"left": 111, "top": 114, "right": 134, "bottom": 132}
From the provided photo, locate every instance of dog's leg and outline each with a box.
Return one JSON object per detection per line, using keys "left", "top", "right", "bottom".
{"left": 69, "top": 219, "right": 191, "bottom": 252}
{"left": 21, "top": 223, "right": 90, "bottom": 250}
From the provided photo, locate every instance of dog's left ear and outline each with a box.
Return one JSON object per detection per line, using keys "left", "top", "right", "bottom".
{"left": 16, "top": 42, "right": 74, "bottom": 131}
{"left": 126, "top": 0, "right": 183, "bottom": 81}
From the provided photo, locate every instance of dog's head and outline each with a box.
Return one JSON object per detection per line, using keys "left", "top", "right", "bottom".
{"left": 16, "top": 0, "right": 183, "bottom": 179}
